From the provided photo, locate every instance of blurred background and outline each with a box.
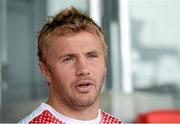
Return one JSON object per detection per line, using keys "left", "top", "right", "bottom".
{"left": 0, "top": 0, "right": 180, "bottom": 123}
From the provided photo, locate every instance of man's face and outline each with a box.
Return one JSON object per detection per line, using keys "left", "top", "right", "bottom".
{"left": 41, "top": 31, "right": 106, "bottom": 109}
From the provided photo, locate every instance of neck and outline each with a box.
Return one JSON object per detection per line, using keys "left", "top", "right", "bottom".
{"left": 47, "top": 90, "right": 100, "bottom": 120}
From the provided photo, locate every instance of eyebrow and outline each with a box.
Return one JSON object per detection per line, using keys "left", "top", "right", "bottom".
{"left": 58, "top": 50, "right": 101, "bottom": 59}
{"left": 86, "top": 50, "right": 99, "bottom": 55}
{"left": 58, "top": 53, "right": 75, "bottom": 60}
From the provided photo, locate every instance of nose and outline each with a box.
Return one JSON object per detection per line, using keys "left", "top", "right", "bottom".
{"left": 75, "top": 58, "right": 90, "bottom": 77}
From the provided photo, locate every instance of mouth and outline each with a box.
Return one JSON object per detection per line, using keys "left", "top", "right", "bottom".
{"left": 77, "top": 82, "right": 92, "bottom": 87}
{"left": 75, "top": 80, "right": 93, "bottom": 93}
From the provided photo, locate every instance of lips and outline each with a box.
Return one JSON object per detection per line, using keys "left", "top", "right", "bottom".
{"left": 77, "top": 82, "right": 93, "bottom": 87}
{"left": 75, "top": 80, "right": 93, "bottom": 93}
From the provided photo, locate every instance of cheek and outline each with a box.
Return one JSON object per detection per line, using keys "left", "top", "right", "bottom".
{"left": 94, "top": 59, "right": 105, "bottom": 72}
{"left": 92, "top": 63, "right": 105, "bottom": 80}
{"left": 52, "top": 70, "right": 73, "bottom": 93}
{"left": 53, "top": 64, "right": 75, "bottom": 83}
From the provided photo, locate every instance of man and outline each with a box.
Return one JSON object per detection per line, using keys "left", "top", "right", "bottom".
{"left": 20, "top": 7, "right": 121, "bottom": 124}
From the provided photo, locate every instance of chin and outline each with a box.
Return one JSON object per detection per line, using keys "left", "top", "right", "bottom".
{"left": 72, "top": 95, "right": 98, "bottom": 108}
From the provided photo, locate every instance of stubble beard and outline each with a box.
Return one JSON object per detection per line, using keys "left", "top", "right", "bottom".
{"left": 56, "top": 79, "right": 103, "bottom": 111}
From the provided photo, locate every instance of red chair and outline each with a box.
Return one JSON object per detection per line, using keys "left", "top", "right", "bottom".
{"left": 136, "top": 110, "right": 180, "bottom": 123}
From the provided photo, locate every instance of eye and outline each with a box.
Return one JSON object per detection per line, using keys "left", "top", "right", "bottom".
{"left": 88, "top": 53, "right": 98, "bottom": 58}
{"left": 63, "top": 57, "right": 74, "bottom": 62}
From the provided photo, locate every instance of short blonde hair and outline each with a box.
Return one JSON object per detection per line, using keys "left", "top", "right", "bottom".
{"left": 37, "top": 7, "right": 107, "bottom": 65}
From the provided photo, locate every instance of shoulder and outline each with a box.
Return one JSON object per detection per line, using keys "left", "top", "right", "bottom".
{"left": 19, "top": 103, "right": 64, "bottom": 124}
{"left": 27, "top": 110, "right": 63, "bottom": 123}
{"left": 18, "top": 103, "right": 44, "bottom": 123}
{"left": 101, "top": 111, "right": 122, "bottom": 124}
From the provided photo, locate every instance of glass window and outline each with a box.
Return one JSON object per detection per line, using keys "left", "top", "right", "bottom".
{"left": 129, "top": 0, "right": 180, "bottom": 107}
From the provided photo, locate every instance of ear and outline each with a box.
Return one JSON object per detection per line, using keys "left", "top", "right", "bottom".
{"left": 39, "top": 62, "right": 52, "bottom": 83}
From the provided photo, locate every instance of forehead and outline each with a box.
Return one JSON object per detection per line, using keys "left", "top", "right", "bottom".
{"left": 46, "top": 32, "right": 105, "bottom": 61}
{"left": 48, "top": 31, "right": 104, "bottom": 55}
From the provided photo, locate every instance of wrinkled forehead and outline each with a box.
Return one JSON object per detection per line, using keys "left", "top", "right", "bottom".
{"left": 50, "top": 31, "right": 101, "bottom": 47}
{"left": 51, "top": 29, "right": 104, "bottom": 46}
